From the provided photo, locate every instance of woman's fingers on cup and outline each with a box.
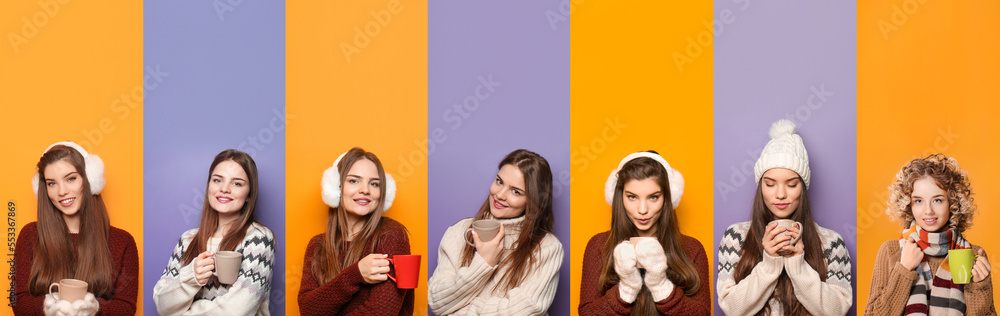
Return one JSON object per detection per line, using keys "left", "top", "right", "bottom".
{"left": 785, "top": 225, "right": 800, "bottom": 234}
{"left": 972, "top": 262, "right": 988, "bottom": 282}
{"left": 976, "top": 254, "right": 991, "bottom": 272}
{"left": 372, "top": 254, "right": 390, "bottom": 266}
{"left": 769, "top": 227, "right": 788, "bottom": 241}
{"left": 491, "top": 224, "right": 505, "bottom": 242}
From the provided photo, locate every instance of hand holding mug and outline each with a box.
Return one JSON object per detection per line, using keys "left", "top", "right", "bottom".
{"left": 385, "top": 255, "right": 422, "bottom": 289}
{"left": 762, "top": 222, "right": 790, "bottom": 257}
{"left": 900, "top": 238, "right": 924, "bottom": 271}
{"left": 359, "top": 253, "right": 391, "bottom": 284}
{"left": 473, "top": 223, "right": 505, "bottom": 266}
{"left": 972, "top": 248, "right": 991, "bottom": 283}
{"left": 780, "top": 225, "right": 803, "bottom": 257}
{"left": 194, "top": 251, "right": 216, "bottom": 285}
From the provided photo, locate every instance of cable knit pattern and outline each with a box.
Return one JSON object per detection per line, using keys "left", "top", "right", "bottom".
{"left": 428, "top": 216, "right": 564, "bottom": 315}
{"left": 153, "top": 222, "right": 275, "bottom": 316}
{"left": 716, "top": 221, "right": 852, "bottom": 315}
{"left": 13, "top": 222, "right": 139, "bottom": 316}
{"left": 865, "top": 240, "right": 996, "bottom": 316}
{"left": 578, "top": 231, "right": 711, "bottom": 315}
{"left": 296, "top": 218, "right": 414, "bottom": 316}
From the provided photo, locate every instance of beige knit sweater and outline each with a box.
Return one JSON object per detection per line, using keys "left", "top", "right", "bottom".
{"left": 716, "top": 221, "right": 853, "bottom": 315}
{"left": 864, "top": 240, "right": 996, "bottom": 315}
{"left": 428, "top": 216, "right": 564, "bottom": 315}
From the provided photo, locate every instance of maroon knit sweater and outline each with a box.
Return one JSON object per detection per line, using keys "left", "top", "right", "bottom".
{"left": 297, "top": 218, "right": 414, "bottom": 316}
{"left": 578, "top": 231, "right": 711, "bottom": 315}
{"left": 12, "top": 221, "right": 139, "bottom": 315}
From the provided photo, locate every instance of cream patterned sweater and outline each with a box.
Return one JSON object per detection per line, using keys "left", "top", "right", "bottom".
{"left": 428, "top": 216, "right": 564, "bottom": 315}
{"left": 716, "top": 221, "right": 853, "bottom": 315}
{"left": 153, "top": 222, "right": 275, "bottom": 316}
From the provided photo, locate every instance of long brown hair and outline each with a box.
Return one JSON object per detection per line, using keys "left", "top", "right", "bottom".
{"left": 29, "top": 145, "right": 114, "bottom": 298}
{"left": 181, "top": 150, "right": 261, "bottom": 265}
{"left": 734, "top": 178, "right": 826, "bottom": 315}
{"left": 311, "top": 147, "right": 399, "bottom": 284}
{"left": 597, "top": 154, "right": 700, "bottom": 315}
{"left": 458, "top": 149, "right": 555, "bottom": 293}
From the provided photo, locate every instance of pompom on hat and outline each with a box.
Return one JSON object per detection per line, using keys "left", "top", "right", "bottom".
{"left": 753, "top": 119, "right": 811, "bottom": 187}
{"left": 321, "top": 150, "right": 397, "bottom": 211}
{"left": 604, "top": 152, "right": 684, "bottom": 209}
{"left": 31, "top": 141, "right": 105, "bottom": 196}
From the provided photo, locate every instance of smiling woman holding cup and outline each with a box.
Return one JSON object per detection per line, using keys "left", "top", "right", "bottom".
{"left": 716, "top": 120, "right": 853, "bottom": 315}
{"left": 152, "top": 149, "right": 276, "bottom": 315}
{"left": 578, "top": 151, "right": 710, "bottom": 315}
{"left": 296, "top": 147, "right": 415, "bottom": 315}
{"left": 13, "top": 142, "right": 139, "bottom": 316}
{"left": 428, "top": 149, "right": 564, "bottom": 315}
{"left": 865, "top": 154, "right": 995, "bottom": 315}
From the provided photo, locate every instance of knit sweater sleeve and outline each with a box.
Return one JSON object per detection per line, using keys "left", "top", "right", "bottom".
{"left": 297, "top": 221, "right": 412, "bottom": 316}
{"left": 863, "top": 240, "right": 914, "bottom": 315}
{"left": 964, "top": 245, "right": 997, "bottom": 316}
{"left": 578, "top": 232, "right": 631, "bottom": 315}
{"left": 153, "top": 229, "right": 206, "bottom": 315}
{"left": 428, "top": 219, "right": 498, "bottom": 314}
{"left": 153, "top": 225, "right": 276, "bottom": 316}
{"left": 13, "top": 222, "right": 44, "bottom": 316}
{"left": 654, "top": 236, "right": 711, "bottom": 315}
{"left": 716, "top": 222, "right": 783, "bottom": 315}
{"left": 428, "top": 220, "right": 563, "bottom": 316}
{"left": 464, "top": 235, "right": 562, "bottom": 315}
{"left": 785, "top": 227, "right": 852, "bottom": 316}
{"left": 96, "top": 228, "right": 139, "bottom": 315}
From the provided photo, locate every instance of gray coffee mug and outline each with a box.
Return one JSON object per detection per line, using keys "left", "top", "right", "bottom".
{"left": 465, "top": 219, "right": 501, "bottom": 246}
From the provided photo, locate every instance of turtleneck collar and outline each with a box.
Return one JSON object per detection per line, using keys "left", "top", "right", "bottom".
{"left": 494, "top": 215, "right": 526, "bottom": 236}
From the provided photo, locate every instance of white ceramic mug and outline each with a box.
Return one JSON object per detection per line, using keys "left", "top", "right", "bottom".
{"left": 213, "top": 251, "right": 243, "bottom": 285}
{"left": 49, "top": 278, "right": 88, "bottom": 302}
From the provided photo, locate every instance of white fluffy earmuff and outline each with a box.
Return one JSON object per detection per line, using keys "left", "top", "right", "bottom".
{"left": 31, "top": 141, "right": 106, "bottom": 196}
{"left": 321, "top": 151, "right": 397, "bottom": 211}
{"left": 604, "top": 152, "right": 684, "bottom": 209}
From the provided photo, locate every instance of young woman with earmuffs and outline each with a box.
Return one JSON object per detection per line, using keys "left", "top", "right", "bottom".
{"left": 14, "top": 141, "right": 139, "bottom": 316}
{"left": 578, "top": 151, "right": 710, "bottom": 315}
{"left": 297, "top": 147, "right": 413, "bottom": 315}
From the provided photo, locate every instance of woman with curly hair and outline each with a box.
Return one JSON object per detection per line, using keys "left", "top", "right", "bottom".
{"left": 865, "top": 154, "right": 995, "bottom": 315}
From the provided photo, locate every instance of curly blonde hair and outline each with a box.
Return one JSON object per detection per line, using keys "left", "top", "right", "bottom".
{"left": 886, "top": 154, "right": 976, "bottom": 231}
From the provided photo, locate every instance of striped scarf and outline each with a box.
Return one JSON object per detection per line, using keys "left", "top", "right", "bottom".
{"left": 899, "top": 223, "right": 971, "bottom": 316}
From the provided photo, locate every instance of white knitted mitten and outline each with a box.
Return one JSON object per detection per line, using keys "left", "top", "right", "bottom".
{"left": 635, "top": 238, "right": 675, "bottom": 301}
{"left": 613, "top": 241, "right": 643, "bottom": 303}
{"left": 44, "top": 292, "right": 99, "bottom": 316}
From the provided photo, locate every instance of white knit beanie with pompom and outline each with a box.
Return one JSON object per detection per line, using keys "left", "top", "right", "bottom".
{"left": 753, "top": 119, "right": 811, "bottom": 188}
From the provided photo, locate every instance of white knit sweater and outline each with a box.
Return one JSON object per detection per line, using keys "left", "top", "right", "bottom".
{"left": 428, "top": 216, "right": 564, "bottom": 315}
{"left": 153, "top": 222, "right": 275, "bottom": 316}
{"left": 716, "top": 221, "right": 852, "bottom": 315}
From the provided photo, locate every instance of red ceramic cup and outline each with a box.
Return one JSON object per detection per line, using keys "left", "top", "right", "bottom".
{"left": 386, "top": 255, "right": 421, "bottom": 289}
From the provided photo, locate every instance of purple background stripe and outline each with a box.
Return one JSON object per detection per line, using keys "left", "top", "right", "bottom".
{"left": 712, "top": 0, "right": 858, "bottom": 315}
{"left": 142, "top": 1, "right": 286, "bottom": 315}
{"left": 428, "top": 0, "right": 571, "bottom": 314}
